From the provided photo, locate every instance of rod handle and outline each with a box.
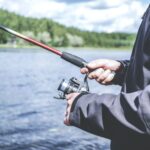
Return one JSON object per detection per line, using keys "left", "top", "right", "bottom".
{"left": 61, "top": 52, "right": 87, "bottom": 68}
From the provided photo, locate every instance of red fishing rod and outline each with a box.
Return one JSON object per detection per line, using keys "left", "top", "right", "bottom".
{"left": 0, "top": 25, "right": 87, "bottom": 68}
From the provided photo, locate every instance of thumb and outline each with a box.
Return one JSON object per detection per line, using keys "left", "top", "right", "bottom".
{"left": 87, "top": 59, "right": 106, "bottom": 69}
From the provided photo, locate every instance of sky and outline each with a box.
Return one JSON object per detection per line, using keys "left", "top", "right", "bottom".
{"left": 0, "top": 0, "right": 149, "bottom": 33}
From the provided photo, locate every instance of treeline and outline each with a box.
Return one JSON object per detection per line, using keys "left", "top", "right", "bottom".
{"left": 0, "top": 9, "right": 136, "bottom": 48}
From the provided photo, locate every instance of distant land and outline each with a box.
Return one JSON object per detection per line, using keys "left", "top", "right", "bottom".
{"left": 0, "top": 9, "right": 136, "bottom": 49}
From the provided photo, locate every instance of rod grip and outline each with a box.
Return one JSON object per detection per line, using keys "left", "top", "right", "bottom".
{"left": 61, "top": 52, "right": 87, "bottom": 68}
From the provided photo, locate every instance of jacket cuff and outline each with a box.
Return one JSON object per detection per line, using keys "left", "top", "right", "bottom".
{"left": 112, "top": 60, "right": 129, "bottom": 85}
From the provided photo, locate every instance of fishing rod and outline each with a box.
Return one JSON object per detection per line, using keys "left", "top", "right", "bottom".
{"left": 0, "top": 25, "right": 116, "bottom": 99}
{"left": 0, "top": 25, "right": 87, "bottom": 68}
{"left": 0, "top": 25, "right": 90, "bottom": 99}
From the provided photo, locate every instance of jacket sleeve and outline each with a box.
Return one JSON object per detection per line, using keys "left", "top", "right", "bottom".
{"left": 69, "top": 85, "right": 150, "bottom": 139}
{"left": 112, "top": 60, "right": 130, "bottom": 86}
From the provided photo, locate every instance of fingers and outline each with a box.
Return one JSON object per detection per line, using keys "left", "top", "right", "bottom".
{"left": 103, "top": 72, "right": 115, "bottom": 83}
{"left": 87, "top": 68, "right": 115, "bottom": 84}
{"left": 88, "top": 68, "right": 104, "bottom": 79}
{"left": 96, "top": 69, "right": 111, "bottom": 83}
{"left": 64, "top": 104, "right": 71, "bottom": 126}
{"left": 98, "top": 71, "right": 115, "bottom": 84}
{"left": 80, "top": 67, "right": 89, "bottom": 74}
{"left": 80, "top": 59, "right": 122, "bottom": 75}
{"left": 66, "top": 93, "right": 79, "bottom": 101}
{"left": 66, "top": 94, "right": 73, "bottom": 100}
{"left": 87, "top": 59, "right": 107, "bottom": 70}
{"left": 64, "top": 93, "right": 80, "bottom": 126}
{"left": 80, "top": 59, "right": 108, "bottom": 74}
{"left": 80, "top": 59, "right": 120, "bottom": 84}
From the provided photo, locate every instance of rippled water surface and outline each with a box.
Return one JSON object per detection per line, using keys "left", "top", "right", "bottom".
{"left": 0, "top": 48, "right": 130, "bottom": 150}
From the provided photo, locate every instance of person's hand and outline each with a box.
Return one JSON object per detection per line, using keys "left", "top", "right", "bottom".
{"left": 64, "top": 93, "right": 80, "bottom": 126}
{"left": 81, "top": 59, "right": 122, "bottom": 84}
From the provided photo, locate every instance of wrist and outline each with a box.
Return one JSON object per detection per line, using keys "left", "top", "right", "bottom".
{"left": 116, "top": 61, "right": 125, "bottom": 73}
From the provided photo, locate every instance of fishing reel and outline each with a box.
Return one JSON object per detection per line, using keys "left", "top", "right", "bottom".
{"left": 54, "top": 75, "right": 89, "bottom": 99}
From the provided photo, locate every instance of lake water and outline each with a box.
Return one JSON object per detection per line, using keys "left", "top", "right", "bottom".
{"left": 0, "top": 48, "right": 131, "bottom": 150}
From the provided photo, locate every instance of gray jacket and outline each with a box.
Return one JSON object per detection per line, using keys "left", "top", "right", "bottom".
{"left": 69, "top": 5, "right": 150, "bottom": 150}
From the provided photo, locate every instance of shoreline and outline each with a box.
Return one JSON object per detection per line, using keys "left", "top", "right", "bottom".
{"left": 0, "top": 44, "right": 132, "bottom": 52}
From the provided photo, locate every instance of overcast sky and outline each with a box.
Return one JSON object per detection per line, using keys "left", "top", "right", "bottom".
{"left": 0, "top": 0, "right": 149, "bottom": 33}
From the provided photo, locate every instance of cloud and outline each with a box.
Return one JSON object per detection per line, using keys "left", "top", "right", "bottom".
{"left": 55, "top": 0, "right": 86, "bottom": 4}
{"left": 0, "top": 0, "right": 148, "bottom": 33}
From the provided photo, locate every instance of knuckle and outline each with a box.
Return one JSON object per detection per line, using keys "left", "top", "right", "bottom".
{"left": 105, "top": 79, "right": 111, "bottom": 84}
{"left": 88, "top": 75, "right": 92, "bottom": 79}
{"left": 80, "top": 70, "right": 84, "bottom": 74}
{"left": 99, "top": 75, "right": 106, "bottom": 80}
{"left": 97, "top": 77, "right": 103, "bottom": 83}
{"left": 80, "top": 68, "right": 88, "bottom": 74}
{"left": 106, "top": 78, "right": 112, "bottom": 83}
{"left": 88, "top": 73, "right": 94, "bottom": 79}
{"left": 95, "top": 69, "right": 103, "bottom": 76}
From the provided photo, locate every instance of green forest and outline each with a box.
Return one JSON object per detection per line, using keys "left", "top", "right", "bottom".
{"left": 0, "top": 9, "right": 136, "bottom": 48}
